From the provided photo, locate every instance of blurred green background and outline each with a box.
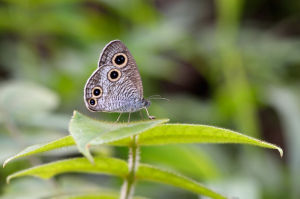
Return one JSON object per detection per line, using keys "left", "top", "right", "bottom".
{"left": 0, "top": 0, "right": 300, "bottom": 198}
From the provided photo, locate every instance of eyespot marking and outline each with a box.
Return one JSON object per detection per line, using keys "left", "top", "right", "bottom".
{"left": 108, "top": 69, "right": 121, "bottom": 82}
{"left": 89, "top": 98, "right": 97, "bottom": 107}
{"left": 92, "top": 86, "right": 102, "bottom": 98}
{"left": 112, "top": 53, "right": 127, "bottom": 68}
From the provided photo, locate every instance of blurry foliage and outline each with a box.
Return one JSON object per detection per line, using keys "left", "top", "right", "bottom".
{"left": 3, "top": 111, "right": 281, "bottom": 199}
{"left": 0, "top": 0, "right": 299, "bottom": 198}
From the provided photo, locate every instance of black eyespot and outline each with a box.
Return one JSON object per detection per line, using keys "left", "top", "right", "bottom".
{"left": 93, "top": 88, "right": 101, "bottom": 96}
{"left": 115, "top": 55, "right": 125, "bottom": 65}
{"left": 89, "top": 99, "right": 96, "bottom": 106}
{"left": 92, "top": 86, "right": 103, "bottom": 98}
{"left": 110, "top": 71, "right": 119, "bottom": 79}
{"left": 112, "top": 53, "right": 127, "bottom": 68}
{"left": 108, "top": 69, "right": 121, "bottom": 82}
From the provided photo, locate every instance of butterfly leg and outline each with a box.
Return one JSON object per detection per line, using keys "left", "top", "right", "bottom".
{"left": 145, "top": 107, "right": 155, "bottom": 120}
{"left": 115, "top": 113, "right": 122, "bottom": 123}
{"left": 128, "top": 112, "right": 131, "bottom": 123}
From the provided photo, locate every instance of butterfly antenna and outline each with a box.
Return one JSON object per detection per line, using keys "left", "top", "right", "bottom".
{"left": 148, "top": 95, "right": 170, "bottom": 101}
{"left": 148, "top": 95, "right": 161, "bottom": 98}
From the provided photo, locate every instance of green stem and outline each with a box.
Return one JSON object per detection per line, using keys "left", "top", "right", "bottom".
{"left": 120, "top": 135, "right": 139, "bottom": 199}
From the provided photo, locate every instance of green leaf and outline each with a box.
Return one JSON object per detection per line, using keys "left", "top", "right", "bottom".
{"left": 136, "top": 124, "right": 283, "bottom": 156}
{"left": 69, "top": 111, "right": 168, "bottom": 162}
{"left": 7, "top": 157, "right": 225, "bottom": 199}
{"left": 3, "top": 136, "right": 75, "bottom": 167}
{"left": 7, "top": 157, "right": 128, "bottom": 183}
{"left": 4, "top": 117, "right": 283, "bottom": 167}
{"left": 137, "top": 164, "right": 226, "bottom": 199}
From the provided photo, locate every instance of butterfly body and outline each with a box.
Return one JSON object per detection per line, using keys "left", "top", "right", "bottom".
{"left": 84, "top": 40, "right": 153, "bottom": 119}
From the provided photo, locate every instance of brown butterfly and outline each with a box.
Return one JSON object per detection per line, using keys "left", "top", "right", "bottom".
{"left": 84, "top": 40, "right": 155, "bottom": 121}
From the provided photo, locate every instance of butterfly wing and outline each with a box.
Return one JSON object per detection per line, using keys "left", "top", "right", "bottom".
{"left": 84, "top": 40, "right": 145, "bottom": 113}
{"left": 98, "top": 40, "right": 143, "bottom": 97}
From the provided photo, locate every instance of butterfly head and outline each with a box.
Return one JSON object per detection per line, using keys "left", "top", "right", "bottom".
{"left": 142, "top": 98, "right": 151, "bottom": 108}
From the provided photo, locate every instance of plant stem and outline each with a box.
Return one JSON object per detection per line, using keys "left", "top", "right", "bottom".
{"left": 120, "top": 135, "right": 139, "bottom": 199}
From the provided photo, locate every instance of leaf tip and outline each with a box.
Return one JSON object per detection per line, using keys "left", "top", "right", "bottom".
{"left": 3, "top": 158, "right": 11, "bottom": 168}
{"left": 271, "top": 144, "right": 283, "bottom": 157}
{"left": 87, "top": 156, "right": 95, "bottom": 164}
{"left": 84, "top": 146, "right": 95, "bottom": 164}
{"left": 278, "top": 147, "right": 283, "bottom": 158}
{"left": 72, "top": 110, "right": 78, "bottom": 117}
{"left": 6, "top": 175, "right": 12, "bottom": 184}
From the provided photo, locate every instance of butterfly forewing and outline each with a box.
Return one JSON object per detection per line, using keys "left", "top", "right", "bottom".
{"left": 98, "top": 40, "right": 126, "bottom": 67}
{"left": 98, "top": 40, "right": 143, "bottom": 97}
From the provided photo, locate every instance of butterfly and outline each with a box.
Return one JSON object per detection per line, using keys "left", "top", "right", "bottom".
{"left": 84, "top": 40, "right": 155, "bottom": 121}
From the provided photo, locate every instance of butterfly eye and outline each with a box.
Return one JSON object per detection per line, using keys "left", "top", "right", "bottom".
{"left": 89, "top": 98, "right": 97, "bottom": 106}
{"left": 108, "top": 69, "right": 121, "bottom": 82}
{"left": 112, "top": 53, "right": 127, "bottom": 68}
{"left": 92, "top": 86, "right": 102, "bottom": 98}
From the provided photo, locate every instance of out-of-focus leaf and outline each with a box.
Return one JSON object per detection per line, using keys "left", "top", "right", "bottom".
{"left": 1, "top": 177, "right": 127, "bottom": 199}
{"left": 205, "top": 177, "right": 260, "bottom": 199}
{"left": 198, "top": 29, "right": 300, "bottom": 83}
{"left": 0, "top": 178, "right": 56, "bottom": 199}
{"left": 25, "top": 113, "right": 70, "bottom": 130}
{"left": 136, "top": 164, "right": 226, "bottom": 199}
{"left": 268, "top": 87, "right": 300, "bottom": 198}
{"left": 150, "top": 95, "right": 221, "bottom": 124}
{"left": 0, "top": 81, "right": 59, "bottom": 117}
{"left": 0, "top": 134, "right": 22, "bottom": 162}
{"left": 141, "top": 145, "right": 220, "bottom": 180}
{"left": 69, "top": 111, "right": 168, "bottom": 162}
{"left": 7, "top": 157, "right": 128, "bottom": 183}
{"left": 3, "top": 136, "right": 74, "bottom": 167}
{"left": 100, "top": 0, "right": 158, "bottom": 24}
